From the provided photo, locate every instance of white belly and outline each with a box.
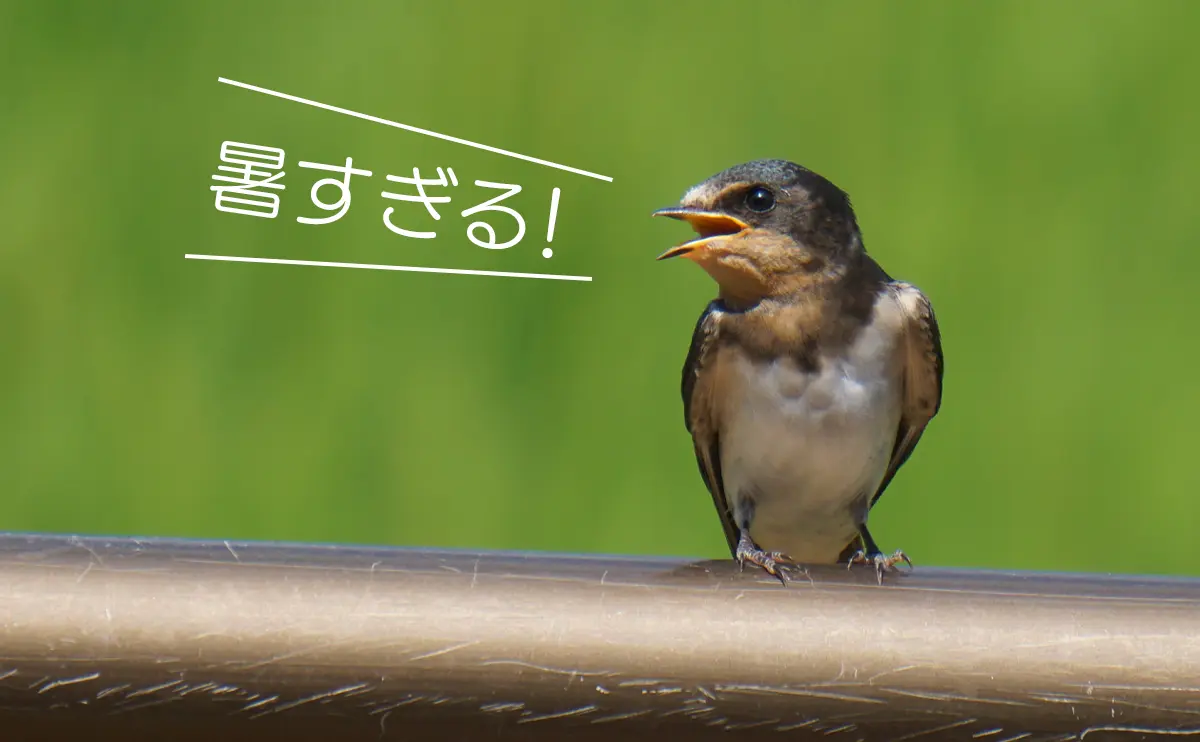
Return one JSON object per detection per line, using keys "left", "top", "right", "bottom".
{"left": 720, "top": 322, "right": 904, "bottom": 562}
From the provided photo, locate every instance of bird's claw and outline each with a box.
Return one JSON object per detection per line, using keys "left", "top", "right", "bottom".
{"left": 736, "top": 537, "right": 804, "bottom": 586}
{"left": 847, "top": 549, "right": 913, "bottom": 585}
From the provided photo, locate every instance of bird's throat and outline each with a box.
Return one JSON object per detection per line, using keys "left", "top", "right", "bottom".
{"left": 696, "top": 254, "right": 771, "bottom": 308}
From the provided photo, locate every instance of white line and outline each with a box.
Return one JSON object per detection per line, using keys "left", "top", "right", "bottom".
{"left": 546, "top": 186, "right": 561, "bottom": 241}
{"left": 217, "top": 77, "right": 613, "bottom": 183}
{"left": 184, "top": 254, "right": 593, "bottom": 282}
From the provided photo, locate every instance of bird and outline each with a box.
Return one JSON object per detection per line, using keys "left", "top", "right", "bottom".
{"left": 653, "top": 159, "right": 943, "bottom": 585}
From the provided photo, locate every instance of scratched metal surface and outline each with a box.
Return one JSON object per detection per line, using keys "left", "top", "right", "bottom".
{"left": 0, "top": 534, "right": 1197, "bottom": 741}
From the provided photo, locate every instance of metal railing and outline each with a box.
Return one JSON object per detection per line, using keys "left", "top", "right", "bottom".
{"left": 0, "top": 532, "right": 1196, "bottom": 740}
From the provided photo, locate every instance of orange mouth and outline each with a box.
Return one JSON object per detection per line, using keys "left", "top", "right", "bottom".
{"left": 652, "top": 208, "right": 749, "bottom": 260}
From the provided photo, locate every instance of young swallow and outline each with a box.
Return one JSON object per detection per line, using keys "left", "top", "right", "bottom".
{"left": 654, "top": 160, "right": 943, "bottom": 584}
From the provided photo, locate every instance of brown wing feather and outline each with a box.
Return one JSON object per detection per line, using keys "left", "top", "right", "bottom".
{"left": 870, "top": 282, "right": 944, "bottom": 508}
{"left": 681, "top": 302, "right": 738, "bottom": 555}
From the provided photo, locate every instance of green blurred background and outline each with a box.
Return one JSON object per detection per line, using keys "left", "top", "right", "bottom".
{"left": 3, "top": 1, "right": 1199, "bottom": 574}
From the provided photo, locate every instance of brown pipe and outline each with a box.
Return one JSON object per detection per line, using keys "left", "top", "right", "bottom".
{"left": 0, "top": 532, "right": 1196, "bottom": 740}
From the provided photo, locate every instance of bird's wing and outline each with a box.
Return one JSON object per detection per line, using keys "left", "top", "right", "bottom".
{"left": 870, "top": 282, "right": 944, "bottom": 508}
{"left": 681, "top": 302, "right": 739, "bottom": 556}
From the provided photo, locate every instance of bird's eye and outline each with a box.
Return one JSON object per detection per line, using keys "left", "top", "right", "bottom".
{"left": 745, "top": 186, "right": 775, "bottom": 213}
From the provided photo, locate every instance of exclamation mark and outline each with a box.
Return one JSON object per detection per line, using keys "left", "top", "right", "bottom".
{"left": 543, "top": 187, "right": 561, "bottom": 258}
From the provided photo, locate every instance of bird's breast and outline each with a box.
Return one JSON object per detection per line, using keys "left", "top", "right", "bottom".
{"left": 715, "top": 310, "right": 905, "bottom": 561}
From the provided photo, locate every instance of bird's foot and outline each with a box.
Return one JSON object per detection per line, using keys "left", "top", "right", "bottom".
{"left": 846, "top": 549, "right": 913, "bottom": 585}
{"left": 735, "top": 532, "right": 803, "bottom": 586}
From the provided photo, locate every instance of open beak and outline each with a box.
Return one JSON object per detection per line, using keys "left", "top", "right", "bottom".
{"left": 652, "top": 208, "right": 750, "bottom": 260}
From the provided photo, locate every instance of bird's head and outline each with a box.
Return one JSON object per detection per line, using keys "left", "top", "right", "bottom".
{"left": 654, "top": 159, "right": 863, "bottom": 304}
